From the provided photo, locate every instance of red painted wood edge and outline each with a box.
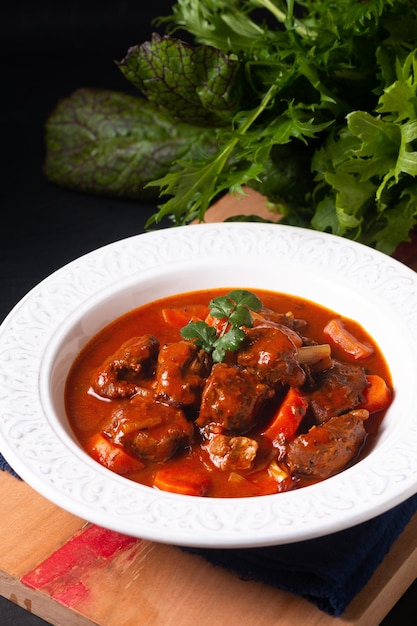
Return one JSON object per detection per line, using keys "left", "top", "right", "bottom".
{"left": 21, "top": 524, "right": 140, "bottom": 608}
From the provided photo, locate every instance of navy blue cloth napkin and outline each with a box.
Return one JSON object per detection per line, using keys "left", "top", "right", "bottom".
{"left": 2, "top": 451, "right": 417, "bottom": 617}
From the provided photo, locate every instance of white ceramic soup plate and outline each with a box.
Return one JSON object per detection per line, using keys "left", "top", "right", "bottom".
{"left": 1, "top": 222, "right": 416, "bottom": 548}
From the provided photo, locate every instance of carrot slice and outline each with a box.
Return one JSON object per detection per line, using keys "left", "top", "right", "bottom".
{"left": 204, "top": 313, "right": 230, "bottom": 335}
{"left": 323, "top": 318, "right": 374, "bottom": 360}
{"left": 262, "top": 387, "right": 309, "bottom": 442}
{"left": 153, "top": 469, "right": 210, "bottom": 496}
{"left": 358, "top": 375, "right": 392, "bottom": 413}
{"left": 162, "top": 305, "right": 209, "bottom": 329}
{"left": 86, "top": 433, "right": 144, "bottom": 475}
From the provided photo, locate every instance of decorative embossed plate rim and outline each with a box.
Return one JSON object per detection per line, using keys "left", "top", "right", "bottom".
{"left": 1, "top": 223, "right": 417, "bottom": 548}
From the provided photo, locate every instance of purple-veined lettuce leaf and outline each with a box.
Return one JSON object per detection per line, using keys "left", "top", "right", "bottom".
{"left": 44, "top": 87, "right": 219, "bottom": 199}
{"left": 116, "top": 34, "right": 243, "bottom": 125}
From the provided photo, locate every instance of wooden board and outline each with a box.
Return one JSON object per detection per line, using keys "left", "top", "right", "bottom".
{"left": 1, "top": 190, "right": 417, "bottom": 626}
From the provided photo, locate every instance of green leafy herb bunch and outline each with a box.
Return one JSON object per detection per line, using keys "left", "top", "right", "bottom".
{"left": 44, "top": 0, "right": 417, "bottom": 254}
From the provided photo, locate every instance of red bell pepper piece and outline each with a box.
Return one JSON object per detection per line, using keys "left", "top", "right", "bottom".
{"left": 323, "top": 318, "right": 374, "bottom": 360}
{"left": 162, "top": 305, "right": 209, "bottom": 329}
{"left": 263, "top": 387, "right": 309, "bottom": 442}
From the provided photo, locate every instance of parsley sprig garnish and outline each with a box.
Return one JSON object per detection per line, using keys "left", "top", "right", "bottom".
{"left": 180, "top": 289, "right": 262, "bottom": 363}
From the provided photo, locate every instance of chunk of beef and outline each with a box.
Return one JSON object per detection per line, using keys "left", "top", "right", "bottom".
{"left": 253, "top": 308, "right": 307, "bottom": 333}
{"left": 103, "top": 394, "right": 194, "bottom": 463}
{"left": 155, "top": 341, "right": 212, "bottom": 409}
{"left": 91, "top": 334, "right": 159, "bottom": 399}
{"left": 308, "top": 360, "right": 368, "bottom": 423}
{"left": 284, "top": 409, "right": 369, "bottom": 479}
{"left": 196, "top": 363, "right": 274, "bottom": 436}
{"left": 237, "top": 326, "right": 306, "bottom": 388}
{"left": 206, "top": 434, "right": 259, "bottom": 470}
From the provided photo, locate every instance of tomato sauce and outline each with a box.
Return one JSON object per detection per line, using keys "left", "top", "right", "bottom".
{"left": 65, "top": 288, "right": 392, "bottom": 498}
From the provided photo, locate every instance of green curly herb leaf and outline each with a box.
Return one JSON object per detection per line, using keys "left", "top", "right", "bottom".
{"left": 212, "top": 326, "right": 246, "bottom": 363}
{"left": 180, "top": 321, "right": 218, "bottom": 353}
{"left": 180, "top": 289, "right": 262, "bottom": 362}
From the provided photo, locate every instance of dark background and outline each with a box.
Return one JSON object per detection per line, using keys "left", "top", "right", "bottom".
{"left": 1, "top": 2, "right": 416, "bottom": 623}
{"left": 2, "top": 0, "right": 173, "bottom": 323}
